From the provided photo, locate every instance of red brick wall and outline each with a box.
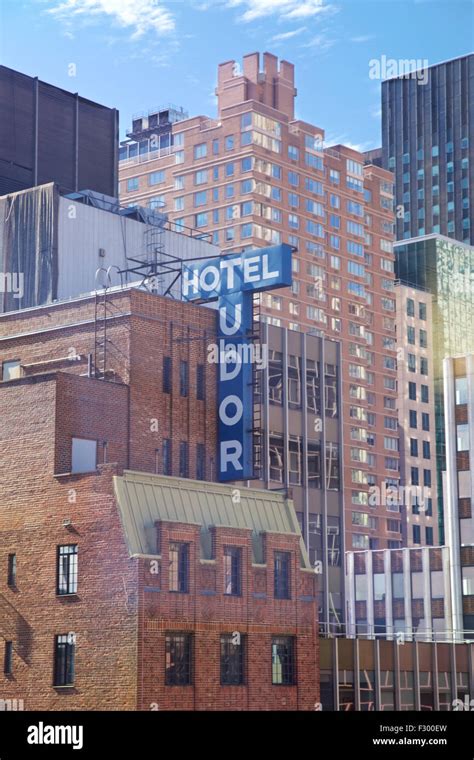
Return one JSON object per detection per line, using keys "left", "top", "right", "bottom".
{"left": 138, "top": 522, "right": 319, "bottom": 711}
{"left": 0, "top": 375, "right": 138, "bottom": 710}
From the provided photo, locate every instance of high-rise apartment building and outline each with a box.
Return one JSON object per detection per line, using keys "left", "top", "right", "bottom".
{"left": 395, "top": 282, "right": 439, "bottom": 547}
{"left": 396, "top": 234, "right": 474, "bottom": 542}
{"left": 382, "top": 54, "right": 474, "bottom": 244}
{"left": 119, "top": 51, "right": 400, "bottom": 554}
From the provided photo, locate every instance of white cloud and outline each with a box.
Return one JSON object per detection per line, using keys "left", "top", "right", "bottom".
{"left": 226, "top": 0, "right": 336, "bottom": 22}
{"left": 270, "top": 26, "right": 306, "bottom": 41}
{"left": 325, "top": 133, "right": 376, "bottom": 153}
{"left": 350, "top": 34, "right": 374, "bottom": 43}
{"left": 302, "top": 33, "right": 335, "bottom": 52}
{"left": 45, "top": 0, "right": 175, "bottom": 39}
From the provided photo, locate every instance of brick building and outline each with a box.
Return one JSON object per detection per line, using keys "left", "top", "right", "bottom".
{"left": 0, "top": 287, "right": 318, "bottom": 710}
{"left": 119, "top": 51, "right": 401, "bottom": 554}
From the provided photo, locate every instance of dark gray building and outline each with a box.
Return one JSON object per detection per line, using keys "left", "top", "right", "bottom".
{"left": 0, "top": 65, "right": 118, "bottom": 197}
{"left": 251, "top": 322, "right": 345, "bottom": 634}
{"left": 382, "top": 54, "right": 474, "bottom": 244}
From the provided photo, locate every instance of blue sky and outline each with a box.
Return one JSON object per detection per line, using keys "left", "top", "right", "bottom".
{"left": 0, "top": 0, "right": 472, "bottom": 149}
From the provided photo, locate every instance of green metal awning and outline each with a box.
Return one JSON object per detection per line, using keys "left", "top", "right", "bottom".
{"left": 113, "top": 470, "right": 311, "bottom": 568}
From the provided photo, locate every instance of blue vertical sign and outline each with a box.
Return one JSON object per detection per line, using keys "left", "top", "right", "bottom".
{"left": 182, "top": 244, "right": 292, "bottom": 481}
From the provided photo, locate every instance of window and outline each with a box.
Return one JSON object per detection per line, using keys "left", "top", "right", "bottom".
{"left": 409, "top": 382, "right": 416, "bottom": 401}
{"left": 7, "top": 553, "right": 16, "bottom": 587}
{"left": 163, "top": 438, "right": 172, "bottom": 475}
{"left": 221, "top": 634, "right": 245, "bottom": 685}
{"left": 224, "top": 547, "right": 241, "bottom": 596}
{"left": 196, "top": 364, "right": 205, "bottom": 401}
{"left": 4, "top": 641, "right": 13, "bottom": 676}
{"left": 194, "top": 190, "right": 207, "bottom": 207}
{"left": 407, "top": 326, "right": 415, "bottom": 344}
{"left": 457, "top": 424, "right": 469, "bottom": 451}
{"left": 272, "top": 637, "right": 295, "bottom": 685}
{"left": 195, "top": 169, "right": 207, "bottom": 185}
{"left": 57, "top": 545, "right": 78, "bottom": 595}
{"left": 71, "top": 438, "right": 97, "bottom": 474}
{"left": 180, "top": 361, "right": 189, "bottom": 397}
{"left": 329, "top": 169, "right": 340, "bottom": 185}
{"left": 196, "top": 443, "right": 205, "bottom": 481}
{"left": 165, "top": 633, "right": 192, "bottom": 685}
{"left": 288, "top": 355, "right": 301, "bottom": 408}
{"left": 422, "top": 441, "right": 430, "bottom": 459}
{"left": 410, "top": 438, "right": 418, "bottom": 457}
{"left": 169, "top": 542, "right": 189, "bottom": 593}
{"left": 225, "top": 135, "right": 234, "bottom": 151}
{"left": 194, "top": 211, "right": 208, "bottom": 229}
{"left": 426, "top": 527, "right": 433, "bottom": 546}
{"left": 409, "top": 410, "right": 417, "bottom": 429}
{"left": 179, "top": 441, "right": 189, "bottom": 478}
{"left": 274, "top": 551, "right": 291, "bottom": 599}
{"left": 163, "top": 356, "right": 172, "bottom": 393}
{"left": 413, "top": 525, "right": 421, "bottom": 545}
{"left": 194, "top": 143, "right": 207, "bottom": 159}
{"left": 54, "top": 634, "right": 75, "bottom": 686}
{"left": 127, "top": 177, "right": 138, "bottom": 192}
{"left": 288, "top": 145, "right": 299, "bottom": 160}
{"left": 2, "top": 360, "right": 20, "bottom": 381}
{"left": 455, "top": 377, "right": 468, "bottom": 405}
{"left": 420, "top": 358, "right": 428, "bottom": 375}
{"left": 411, "top": 467, "right": 419, "bottom": 486}
{"left": 288, "top": 171, "right": 299, "bottom": 187}
{"left": 419, "top": 329, "right": 427, "bottom": 348}
{"left": 406, "top": 298, "right": 415, "bottom": 317}
{"left": 421, "top": 385, "right": 429, "bottom": 403}
{"left": 213, "top": 139, "right": 219, "bottom": 154}
{"left": 422, "top": 413, "right": 430, "bottom": 431}
{"left": 149, "top": 171, "right": 165, "bottom": 186}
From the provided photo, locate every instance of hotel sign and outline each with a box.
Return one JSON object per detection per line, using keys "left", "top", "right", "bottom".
{"left": 182, "top": 244, "right": 292, "bottom": 481}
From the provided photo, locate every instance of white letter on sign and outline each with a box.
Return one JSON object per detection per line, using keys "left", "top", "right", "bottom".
{"left": 262, "top": 254, "right": 279, "bottom": 280}
{"left": 221, "top": 441, "right": 243, "bottom": 472}
{"left": 200, "top": 265, "right": 220, "bottom": 293}
{"left": 219, "top": 395, "right": 243, "bottom": 425}
{"left": 219, "top": 304, "right": 242, "bottom": 335}
{"left": 182, "top": 268, "right": 199, "bottom": 297}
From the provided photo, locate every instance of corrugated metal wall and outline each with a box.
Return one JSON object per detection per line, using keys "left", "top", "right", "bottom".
{"left": 0, "top": 65, "right": 118, "bottom": 197}
{"left": 57, "top": 197, "right": 217, "bottom": 300}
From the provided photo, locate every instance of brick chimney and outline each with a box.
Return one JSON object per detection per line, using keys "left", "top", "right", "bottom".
{"left": 215, "top": 51, "right": 297, "bottom": 119}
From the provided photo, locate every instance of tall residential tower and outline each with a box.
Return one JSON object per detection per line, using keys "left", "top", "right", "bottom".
{"left": 119, "top": 52, "right": 401, "bottom": 558}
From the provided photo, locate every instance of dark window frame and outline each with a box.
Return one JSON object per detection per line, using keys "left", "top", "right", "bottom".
{"left": 4, "top": 641, "right": 13, "bottom": 675}
{"left": 169, "top": 542, "right": 189, "bottom": 593}
{"left": 165, "top": 632, "right": 192, "bottom": 686}
{"left": 220, "top": 634, "right": 245, "bottom": 685}
{"left": 274, "top": 551, "right": 291, "bottom": 600}
{"left": 56, "top": 545, "right": 78, "bottom": 596}
{"left": 7, "top": 553, "right": 16, "bottom": 587}
{"left": 224, "top": 547, "right": 242, "bottom": 596}
{"left": 163, "top": 356, "right": 172, "bottom": 394}
{"left": 272, "top": 636, "right": 296, "bottom": 685}
{"left": 53, "top": 634, "right": 75, "bottom": 687}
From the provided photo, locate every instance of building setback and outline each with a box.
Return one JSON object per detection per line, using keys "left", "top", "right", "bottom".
{"left": 0, "top": 288, "right": 318, "bottom": 710}
{"left": 345, "top": 546, "right": 453, "bottom": 642}
{"left": 382, "top": 54, "right": 474, "bottom": 245}
{"left": 0, "top": 65, "right": 118, "bottom": 198}
{"left": 119, "top": 51, "right": 401, "bottom": 554}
